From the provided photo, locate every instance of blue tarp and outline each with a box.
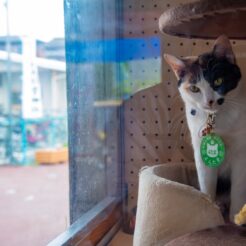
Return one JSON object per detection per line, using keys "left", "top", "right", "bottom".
{"left": 66, "top": 36, "right": 160, "bottom": 63}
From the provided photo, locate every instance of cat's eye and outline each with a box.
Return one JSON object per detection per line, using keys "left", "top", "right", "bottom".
{"left": 214, "top": 78, "right": 223, "bottom": 86}
{"left": 189, "top": 85, "right": 200, "bottom": 93}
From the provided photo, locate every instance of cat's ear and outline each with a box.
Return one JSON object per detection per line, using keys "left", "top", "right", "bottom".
{"left": 164, "top": 54, "right": 186, "bottom": 79}
{"left": 213, "top": 35, "right": 235, "bottom": 64}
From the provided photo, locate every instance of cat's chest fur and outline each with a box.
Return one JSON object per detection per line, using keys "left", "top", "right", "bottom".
{"left": 185, "top": 95, "right": 246, "bottom": 176}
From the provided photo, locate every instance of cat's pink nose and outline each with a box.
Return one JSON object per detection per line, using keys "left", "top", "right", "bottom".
{"left": 208, "top": 100, "right": 214, "bottom": 107}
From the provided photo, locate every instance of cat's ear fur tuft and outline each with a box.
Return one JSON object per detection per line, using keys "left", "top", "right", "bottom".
{"left": 164, "top": 54, "right": 186, "bottom": 79}
{"left": 213, "top": 35, "right": 235, "bottom": 64}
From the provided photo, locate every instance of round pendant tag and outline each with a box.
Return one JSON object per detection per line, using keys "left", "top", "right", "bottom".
{"left": 200, "top": 133, "right": 225, "bottom": 168}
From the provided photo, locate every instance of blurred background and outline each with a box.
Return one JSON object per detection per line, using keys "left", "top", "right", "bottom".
{"left": 0, "top": 1, "right": 69, "bottom": 245}
{"left": 0, "top": 0, "right": 67, "bottom": 165}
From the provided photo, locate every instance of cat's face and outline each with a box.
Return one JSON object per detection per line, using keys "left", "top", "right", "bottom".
{"left": 164, "top": 35, "right": 241, "bottom": 113}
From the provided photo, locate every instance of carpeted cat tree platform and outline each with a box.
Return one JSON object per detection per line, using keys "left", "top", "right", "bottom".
{"left": 133, "top": 163, "right": 246, "bottom": 245}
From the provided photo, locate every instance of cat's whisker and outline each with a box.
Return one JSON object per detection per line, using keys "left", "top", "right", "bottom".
{"left": 169, "top": 114, "right": 185, "bottom": 134}
{"left": 225, "top": 98, "right": 244, "bottom": 107}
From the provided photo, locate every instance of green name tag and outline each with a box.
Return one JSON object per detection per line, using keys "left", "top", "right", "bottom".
{"left": 200, "top": 133, "right": 225, "bottom": 168}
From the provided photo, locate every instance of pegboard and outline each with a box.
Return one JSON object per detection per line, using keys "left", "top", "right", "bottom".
{"left": 122, "top": 0, "right": 246, "bottom": 228}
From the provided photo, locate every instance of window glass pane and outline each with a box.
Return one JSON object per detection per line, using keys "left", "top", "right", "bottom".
{"left": 65, "top": 0, "right": 161, "bottom": 224}
{"left": 65, "top": 0, "right": 123, "bottom": 222}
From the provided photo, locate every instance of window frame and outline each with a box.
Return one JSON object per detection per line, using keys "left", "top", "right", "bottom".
{"left": 49, "top": 197, "right": 122, "bottom": 245}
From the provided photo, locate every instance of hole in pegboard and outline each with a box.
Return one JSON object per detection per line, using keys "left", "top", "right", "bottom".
{"left": 141, "top": 4, "right": 144, "bottom": 8}
{"left": 155, "top": 108, "right": 158, "bottom": 111}
{"left": 206, "top": 41, "right": 210, "bottom": 46}
{"left": 154, "top": 4, "right": 157, "bottom": 8}
{"left": 168, "top": 107, "right": 171, "bottom": 111}
{"left": 168, "top": 133, "right": 171, "bottom": 137}
{"left": 130, "top": 170, "right": 134, "bottom": 174}
{"left": 142, "top": 158, "right": 146, "bottom": 162}
{"left": 142, "top": 108, "right": 146, "bottom": 111}
{"left": 155, "top": 95, "right": 158, "bottom": 98}
{"left": 129, "top": 5, "right": 132, "bottom": 9}
{"left": 193, "top": 42, "right": 196, "bottom": 46}
{"left": 168, "top": 95, "right": 171, "bottom": 98}
{"left": 181, "top": 133, "right": 185, "bottom": 137}
{"left": 167, "top": 43, "right": 171, "bottom": 46}
{"left": 168, "top": 158, "right": 172, "bottom": 162}
{"left": 168, "top": 146, "right": 171, "bottom": 149}
{"left": 142, "top": 120, "right": 146, "bottom": 124}
{"left": 142, "top": 31, "right": 145, "bottom": 35}
{"left": 232, "top": 41, "right": 236, "bottom": 45}
{"left": 130, "top": 120, "right": 133, "bottom": 124}
{"left": 155, "top": 159, "right": 159, "bottom": 162}
{"left": 154, "top": 30, "right": 158, "bottom": 34}
{"left": 181, "top": 159, "right": 184, "bottom": 162}
{"left": 155, "top": 133, "right": 158, "bottom": 137}
{"left": 130, "top": 133, "right": 134, "bottom": 137}
{"left": 142, "top": 95, "right": 146, "bottom": 98}
{"left": 168, "top": 120, "right": 171, "bottom": 124}
{"left": 130, "top": 146, "right": 134, "bottom": 149}
{"left": 142, "top": 146, "right": 146, "bottom": 149}
{"left": 180, "top": 107, "right": 184, "bottom": 111}
{"left": 131, "top": 183, "right": 134, "bottom": 187}
{"left": 154, "top": 17, "right": 158, "bottom": 21}
{"left": 142, "top": 133, "right": 146, "bottom": 136}
{"left": 181, "top": 146, "right": 184, "bottom": 149}
{"left": 129, "top": 18, "right": 132, "bottom": 22}
{"left": 168, "top": 69, "right": 171, "bottom": 73}
{"left": 155, "top": 120, "right": 158, "bottom": 124}
{"left": 130, "top": 107, "right": 133, "bottom": 111}
{"left": 129, "top": 31, "right": 132, "bottom": 35}
{"left": 180, "top": 120, "right": 184, "bottom": 124}
{"left": 131, "top": 196, "right": 134, "bottom": 200}
{"left": 180, "top": 42, "right": 183, "bottom": 46}
{"left": 155, "top": 146, "right": 159, "bottom": 149}
{"left": 167, "top": 4, "right": 170, "bottom": 8}
{"left": 141, "top": 17, "right": 144, "bottom": 21}
{"left": 130, "top": 158, "right": 134, "bottom": 162}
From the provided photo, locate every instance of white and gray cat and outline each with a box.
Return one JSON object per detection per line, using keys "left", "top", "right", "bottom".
{"left": 165, "top": 35, "right": 246, "bottom": 222}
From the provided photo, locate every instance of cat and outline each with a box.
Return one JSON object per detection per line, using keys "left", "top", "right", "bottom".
{"left": 164, "top": 35, "right": 246, "bottom": 222}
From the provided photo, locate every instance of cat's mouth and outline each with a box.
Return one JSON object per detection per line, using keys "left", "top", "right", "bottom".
{"left": 202, "top": 106, "right": 217, "bottom": 113}
{"left": 199, "top": 103, "right": 217, "bottom": 113}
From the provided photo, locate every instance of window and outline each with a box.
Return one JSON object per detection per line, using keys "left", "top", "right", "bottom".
{"left": 50, "top": 0, "right": 162, "bottom": 244}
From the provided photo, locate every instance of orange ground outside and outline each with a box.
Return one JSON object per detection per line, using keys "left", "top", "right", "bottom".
{"left": 0, "top": 164, "right": 69, "bottom": 246}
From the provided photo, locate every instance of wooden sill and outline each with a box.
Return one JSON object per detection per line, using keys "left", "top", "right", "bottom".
{"left": 108, "top": 230, "right": 133, "bottom": 246}
{"left": 48, "top": 197, "right": 122, "bottom": 246}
